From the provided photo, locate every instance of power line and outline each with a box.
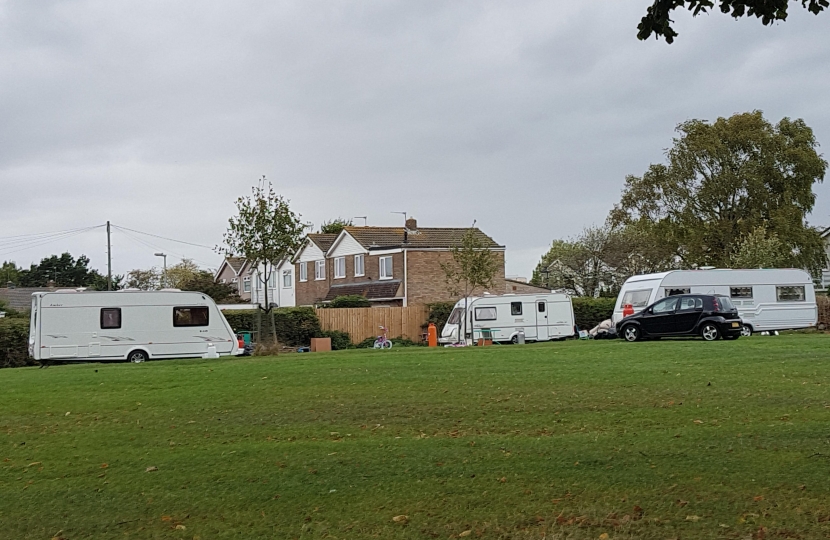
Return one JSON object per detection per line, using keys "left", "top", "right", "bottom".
{"left": 0, "top": 225, "right": 104, "bottom": 241}
{"left": 0, "top": 226, "right": 105, "bottom": 257}
{"left": 111, "top": 224, "right": 216, "bottom": 249}
{"left": 112, "top": 226, "right": 217, "bottom": 268}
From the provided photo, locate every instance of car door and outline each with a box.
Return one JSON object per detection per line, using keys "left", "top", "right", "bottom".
{"left": 640, "top": 297, "right": 679, "bottom": 335}
{"left": 673, "top": 296, "right": 703, "bottom": 334}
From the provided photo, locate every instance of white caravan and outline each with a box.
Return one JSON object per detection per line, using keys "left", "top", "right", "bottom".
{"left": 29, "top": 289, "right": 240, "bottom": 363}
{"left": 612, "top": 269, "right": 817, "bottom": 335}
{"left": 440, "top": 293, "right": 575, "bottom": 344}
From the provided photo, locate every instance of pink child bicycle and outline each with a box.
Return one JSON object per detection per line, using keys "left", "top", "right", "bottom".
{"left": 373, "top": 326, "right": 393, "bottom": 349}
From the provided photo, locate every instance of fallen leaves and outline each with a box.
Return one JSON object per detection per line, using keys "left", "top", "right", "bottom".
{"left": 693, "top": 419, "right": 704, "bottom": 424}
{"left": 686, "top": 515, "right": 701, "bottom": 522}
{"left": 100, "top": 463, "right": 108, "bottom": 469}
{"left": 599, "top": 534, "right": 610, "bottom": 540}
{"left": 753, "top": 495, "right": 764, "bottom": 502}
{"left": 459, "top": 530, "right": 471, "bottom": 537}
{"left": 145, "top": 466, "right": 158, "bottom": 472}
{"left": 392, "top": 515, "right": 408, "bottom": 523}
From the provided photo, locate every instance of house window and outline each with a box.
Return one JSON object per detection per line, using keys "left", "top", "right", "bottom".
{"left": 475, "top": 306, "right": 497, "bottom": 321}
{"left": 354, "top": 254, "right": 365, "bottom": 277}
{"left": 282, "top": 270, "right": 292, "bottom": 288}
{"left": 511, "top": 302, "right": 522, "bottom": 316}
{"left": 776, "top": 286, "right": 805, "bottom": 302}
{"left": 299, "top": 262, "right": 307, "bottom": 282}
{"left": 315, "top": 260, "right": 326, "bottom": 280}
{"left": 731, "top": 287, "right": 753, "bottom": 298}
{"left": 379, "top": 256, "right": 393, "bottom": 279}
{"left": 243, "top": 277, "right": 251, "bottom": 293}
{"left": 334, "top": 257, "right": 346, "bottom": 279}
{"left": 173, "top": 307, "right": 209, "bottom": 327}
{"left": 268, "top": 272, "right": 276, "bottom": 288}
{"left": 100, "top": 308, "right": 121, "bottom": 329}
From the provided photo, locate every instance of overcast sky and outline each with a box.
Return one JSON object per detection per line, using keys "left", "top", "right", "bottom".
{"left": 1, "top": 1, "right": 829, "bottom": 280}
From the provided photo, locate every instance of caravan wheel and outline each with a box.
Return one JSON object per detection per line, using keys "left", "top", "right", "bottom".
{"left": 128, "top": 350, "right": 148, "bottom": 363}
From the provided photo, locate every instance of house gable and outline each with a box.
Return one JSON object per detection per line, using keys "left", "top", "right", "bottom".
{"left": 327, "top": 230, "right": 368, "bottom": 258}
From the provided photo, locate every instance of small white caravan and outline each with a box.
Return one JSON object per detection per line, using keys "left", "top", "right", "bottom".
{"left": 29, "top": 289, "right": 240, "bottom": 363}
{"left": 440, "top": 293, "right": 575, "bottom": 344}
{"left": 612, "top": 269, "right": 817, "bottom": 335}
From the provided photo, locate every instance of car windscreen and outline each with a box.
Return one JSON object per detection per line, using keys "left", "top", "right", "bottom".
{"left": 621, "top": 289, "right": 651, "bottom": 308}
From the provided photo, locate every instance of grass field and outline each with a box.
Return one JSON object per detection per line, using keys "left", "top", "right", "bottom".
{"left": 2, "top": 336, "right": 830, "bottom": 539}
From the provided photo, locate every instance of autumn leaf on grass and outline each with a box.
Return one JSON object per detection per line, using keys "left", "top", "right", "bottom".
{"left": 161, "top": 516, "right": 172, "bottom": 522}
{"left": 459, "top": 531, "right": 472, "bottom": 537}
{"left": 753, "top": 495, "right": 764, "bottom": 502}
{"left": 100, "top": 463, "right": 108, "bottom": 469}
{"left": 693, "top": 420, "right": 704, "bottom": 424}
{"left": 392, "top": 515, "right": 408, "bottom": 523}
{"left": 174, "top": 524, "right": 186, "bottom": 530}
{"left": 599, "top": 534, "right": 610, "bottom": 540}
{"left": 145, "top": 466, "right": 158, "bottom": 472}
{"left": 686, "top": 515, "right": 701, "bottom": 522}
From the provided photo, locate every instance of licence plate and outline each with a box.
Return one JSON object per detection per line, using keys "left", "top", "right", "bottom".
{"left": 731, "top": 322, "right": 739, "bottom": 327}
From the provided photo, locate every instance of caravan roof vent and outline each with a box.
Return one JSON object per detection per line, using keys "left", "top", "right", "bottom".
{"left": 160, "top": 288, "right": 182, "bottom": 292}
{"left": 56, "top": 289, "right": 78, "bottom": 293}
{"left": 699, "top": 266, "right": 716, "bottom": 270}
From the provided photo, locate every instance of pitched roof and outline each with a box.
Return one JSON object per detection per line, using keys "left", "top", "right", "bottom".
{"left": 324, "top": 280, "right": 402, "bottom": 301}
{"left": 307, "top": 233, "right": 338, "bottom": 252}
{"left": 0, "top": 287, "right": 57, "bottom": 311}
{"left": 343, "top": 226, "right": 502, "bottom": 250}
{"left": 225, "top": 257, "right": 247, "bottom": 274}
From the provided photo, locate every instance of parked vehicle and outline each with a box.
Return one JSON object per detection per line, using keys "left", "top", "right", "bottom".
{"left": 440, "top": 293, "right": 575, "bottom": 344}
{"left": 616, "top": 294, "right": 742, "bottom": 342}
{"left": 612, "top": 269, "right": 817, "bottom": 336}
{"left": 29, "top": 289, "right": 240, "bottom": 363}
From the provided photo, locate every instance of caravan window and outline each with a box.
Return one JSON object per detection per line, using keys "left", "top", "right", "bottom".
{"left": 475, "top": 307, "right": 497, "bottom": 321}
{"left": 537, "top": 302, "right": 546, "bottom": 313}
{"left": 665, "top": 288, "right": 690, "bottom": 296}
{"left": 776, "top": 286, "right": 805, "bottom": 302}
{"left": 731, "top": 287, "right": 753, "bottom": 299}
{"left": 621, "top": 289, "right": 651, "bottom": 308}
{"left": 511, "top": 302, "right": 522, "bottom": 316}
{"left": 100, "top": 308, "right": 121, "bottom": 329}
{"left": 447, "top": 307, "right": 464, "bottom": 325}
{"left": 173, "top": 307, "right": 209, "bottom": 327}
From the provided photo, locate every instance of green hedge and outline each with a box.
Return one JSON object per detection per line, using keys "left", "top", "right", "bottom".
{"left": 0, "top": 319, "right": 33, "bottom": 368}
{"left": 425, "top": 301, "right": 456, "bottom": 333}
{"left": 222, "top": 307, "right": 322, "bottom": 347}
{"left": 318, "top": 330, "right": 353, "bottom": 350}
{"left": 572, "top": 297, "right": 616, "bottom": 330}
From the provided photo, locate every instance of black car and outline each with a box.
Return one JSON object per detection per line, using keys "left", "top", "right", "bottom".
{"left": 616, "top": 294, "right": 742, "bottom": 342}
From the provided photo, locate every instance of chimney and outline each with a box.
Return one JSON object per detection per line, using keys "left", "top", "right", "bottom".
{"left": 405, "top": 217, "right": 417, "bottom": 231}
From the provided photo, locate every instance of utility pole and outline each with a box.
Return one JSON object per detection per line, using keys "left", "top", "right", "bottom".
{"left": 106, "top": 221, "right": 112, "bottom": 291}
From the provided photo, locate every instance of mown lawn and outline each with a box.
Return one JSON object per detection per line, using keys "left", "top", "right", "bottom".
{"left": 2, "top": 335, "right": 830, "bottom": 539}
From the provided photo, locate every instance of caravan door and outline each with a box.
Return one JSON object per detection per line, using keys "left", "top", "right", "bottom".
{"left": 536, "top": 300, "right": 549, "bottom": 340}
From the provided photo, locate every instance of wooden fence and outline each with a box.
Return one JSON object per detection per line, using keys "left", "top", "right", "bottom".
{"left": 315, "top": 306, "right": 430, "bottom": 344}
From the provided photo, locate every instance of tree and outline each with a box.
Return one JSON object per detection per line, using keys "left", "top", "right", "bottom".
{"left": 220, "top": 177, "right": 309, "bottom": 344}
{"left": 178, "top": 270, "right": 244, "bottom": 304}
{"left": 638, "top": 0, "right": 828, "bottom": 43}
{"left": 164, "top": 259, "right": 200, "bottom": 289}
{"left": 126, "top": 268, "right": 161, "bottom": 290}
{"left": 319, "top": 218, "right": 352, "bottom": 235}
{"left": 609, "top": 111, "right": 827, "bottom": 276}
{"left": 0, "top": 261, "right": 21, "bottom": 286}
{"left": 730, "top": 226, "right": 789, "bottom": 268}
{"left": 17, "top": 253, "right": 121, "bottom": 290}
{"left": 440, "top": 224, "right": 500, "bottom": 343}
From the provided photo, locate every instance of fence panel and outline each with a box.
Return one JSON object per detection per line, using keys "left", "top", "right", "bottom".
{"left": 315, "top": 306, "right": 430, "bottom": 344}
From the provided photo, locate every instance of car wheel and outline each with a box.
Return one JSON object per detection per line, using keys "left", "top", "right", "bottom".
{"left": 740, "top": 324, "right": 752, "bottom": 337}
{"left": 622, "top": 325, "right": 640, "bottom": 342}
{"left": 128, "top": 350, "right": 148, "bottom": 363}
{"left": 701, "top": 323, "right": 719, "bottom": 341}
{"left": 511, "top": 335, "right": 518, "bottom": 344}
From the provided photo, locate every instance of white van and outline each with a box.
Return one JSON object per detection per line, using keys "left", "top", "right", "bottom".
{"left": 612, "top": 269, "right": 817, "bottom": 335}
{"left": 440, "top": 293, "right": 575, "bottom": 344}
{"left": 29, "top": 289, "right": 240, "bottom": 363}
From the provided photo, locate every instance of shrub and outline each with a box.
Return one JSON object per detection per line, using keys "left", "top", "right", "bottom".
{"left": 572, "top": 297, "right": 616, "bottom": 330}
{"left": 327, "top": 295, "right": 370, "bottom": 308}
{"left": 425, "top": 301, "right": 456, "bottom": 333}
{"left": 0, "top": 319, "right": 33, "bottom": 368}
{"left": 222, "top": 307, "right": 321, "bottom": 347}
{"left": 318, "top": 330, "right": 353, "bottom": 350}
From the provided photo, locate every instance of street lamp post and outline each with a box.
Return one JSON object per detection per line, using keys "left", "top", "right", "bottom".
{"left": 154, "top": 253, "right": 167, "bottom": 289}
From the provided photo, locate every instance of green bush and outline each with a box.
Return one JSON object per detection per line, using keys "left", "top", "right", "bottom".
{"left": 0, "top": 319, "right": 33, "bottom": 368}
{"left": 425, "top": 301, "right": 456, "bottom": 333}
{"left": 355, "top": 335, "right": 424, "bottom": 349}
{"left": 318, "top": 330, "right": 353, "bottom": 350}
{"left": 572, "top": 297, "right": 616, "bottom": 330}
{"left": 326, "top": 295, "right": 370, "bottom": 308}
{"left": 222, "top": 307, "right": 322, "bottom": 347}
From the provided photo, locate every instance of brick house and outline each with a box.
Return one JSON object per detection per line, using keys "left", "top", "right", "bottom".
{"left": 214, "top": 256, "right": 253, "bottom": 302}
{"left": 293, "top": 218, "right": 505, "bottom": 306}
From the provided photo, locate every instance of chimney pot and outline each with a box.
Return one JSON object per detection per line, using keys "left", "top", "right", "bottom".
{"left": 405, "top": 217, "right": 417, "bottom": 231}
